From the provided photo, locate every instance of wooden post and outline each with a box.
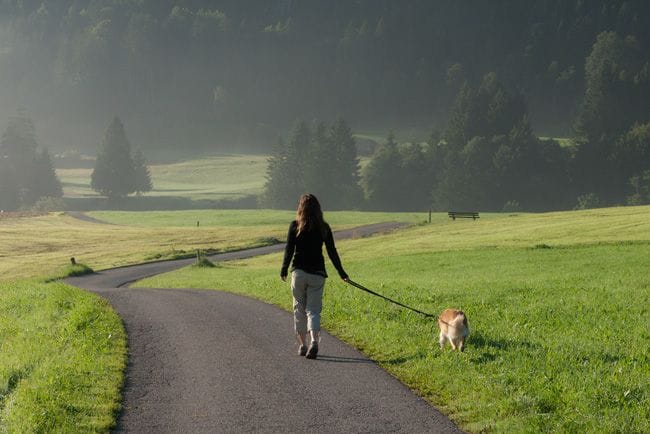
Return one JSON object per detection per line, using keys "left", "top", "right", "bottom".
{"left": 197, "top": 221, "right": 200, "bottom": 227}
{"left": 428, "top": 208, "right": 432, "bottom": 224}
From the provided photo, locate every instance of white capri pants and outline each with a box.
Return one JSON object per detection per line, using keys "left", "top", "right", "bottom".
{"left": 291, "top": 269, "right": 325, "bottom": 334}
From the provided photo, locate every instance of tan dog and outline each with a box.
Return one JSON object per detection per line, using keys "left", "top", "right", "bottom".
{"left": 438, "top": 309, "right": 469, "bottom": 351}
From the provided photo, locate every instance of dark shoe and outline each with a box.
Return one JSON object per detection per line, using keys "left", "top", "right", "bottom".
{"left": 305, "top": 341, "right": 318, "bottom": 359}
{"left": 298, "top": 345, "right": 307, "bottom": 356}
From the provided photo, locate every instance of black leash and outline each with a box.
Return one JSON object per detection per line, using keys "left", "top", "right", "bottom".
{"left": 346, "top": 279, "right": 436, "bottom": 319}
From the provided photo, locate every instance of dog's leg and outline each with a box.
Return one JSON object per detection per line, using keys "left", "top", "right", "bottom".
{"left": 459, "top": 337, "right": 465, "bottom": 352}
{"left": 439, "top": 331, "right": 446, "bottom": 349}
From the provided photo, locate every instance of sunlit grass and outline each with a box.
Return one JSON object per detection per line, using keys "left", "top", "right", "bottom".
{"left": 138, "top": 205, "right": 650, "bottom": 433}
{"left": 0, "top": 279, "right": 126, "bottom": 432}
{"left": 0, "top": 210, "right": 423, "bottom": 280}
{"left": 87, "top": 209, "right": 425, "bottom": 227}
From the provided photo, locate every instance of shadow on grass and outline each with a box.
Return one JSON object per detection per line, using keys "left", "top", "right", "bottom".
{"left": 469, "top": 331, "right": 538, "bottom": 352}
{"left": 316, "top": 351, "right": 428, "bottom": 365}
{"left": 468, "top": 331, "right": 541, "bottom": 364}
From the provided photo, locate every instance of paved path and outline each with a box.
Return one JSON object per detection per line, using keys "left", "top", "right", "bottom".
{"left": 66, "top": 223, "right": 461, "bottom": 433}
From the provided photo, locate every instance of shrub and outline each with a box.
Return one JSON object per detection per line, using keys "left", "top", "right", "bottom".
{"left": 61, "top": 263, "right": 94, "bottom": 277}
{"left": 31, "top": 196, "right": 66, "bottom": 212}
{"left": 502, "top": 200, "right": 521, "bottom": 212}
{"left": 574, "top": 193, "right": 601, "bottom": 210}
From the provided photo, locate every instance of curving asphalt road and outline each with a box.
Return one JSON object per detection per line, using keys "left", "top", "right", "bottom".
{"left": 66, "top": 222, "right": 461, "bottom": 433}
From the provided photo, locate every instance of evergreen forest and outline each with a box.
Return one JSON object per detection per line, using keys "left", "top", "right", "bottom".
{"left": 1, "top": 1, "right": 649, "bottom": 211}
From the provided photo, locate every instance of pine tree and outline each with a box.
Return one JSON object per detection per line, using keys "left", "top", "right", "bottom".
{"left": 0, "top": 112, "right": 63, "bottom": 208}
{"left": 260, "top": 137, "right": 291, "bottom": 208}
{"left": 91, "top": 117, "right": 136, "bottom": 198}
{"left": 362, "top": 132, "right": 402, "bottom": 210}
{"left": 132, "top": 148, "right": 153, "bottom": 195}
{"left": 261, "top": 119, "right": 311, "bottom": 209}
{"left": 303, "top": 121, "right": 333, "bottom": 203}
{"left": 32, "top": 149, "right": 63, "bottom": 199}
{"left": 1, "top": 113, "right": 39, "bottom": 196}
{"left": 328, "top": 118, "right": 362, "bottom": 209}
{"left": 0, "top": 158, "right": 19, "bottom": 211}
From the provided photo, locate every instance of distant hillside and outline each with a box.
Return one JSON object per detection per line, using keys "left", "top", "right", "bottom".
{"left": 0, "top": 1, "right": 648, "bottom": 149}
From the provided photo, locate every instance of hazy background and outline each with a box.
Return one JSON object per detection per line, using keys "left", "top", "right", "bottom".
{"left": 2, "top": 0, "right": 648, "bottom": 153}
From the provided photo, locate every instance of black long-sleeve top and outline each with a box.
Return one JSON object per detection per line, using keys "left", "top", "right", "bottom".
{"left": 281, "top": 220, "right": 348, "bottom": 279}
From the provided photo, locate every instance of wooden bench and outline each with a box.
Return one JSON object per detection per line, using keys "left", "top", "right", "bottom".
{"left": 448, "top": 211, "right": 479, "bottom": 220}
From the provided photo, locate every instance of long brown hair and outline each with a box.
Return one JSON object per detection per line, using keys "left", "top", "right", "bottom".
{"left": 296, "top": 194, "right": 327, "bottom": 237}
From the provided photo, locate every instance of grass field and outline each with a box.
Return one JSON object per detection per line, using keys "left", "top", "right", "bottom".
{"left": 57, "top": 154, "right": 269, "bottom": 200}
{"left": 87, "top": 209, "right": 424, "bottom": 228}
{"left": 0, "top": 279, "right": 126, "bottom": 432}
{"left": 137, "top": 206, "right": 650, "bottom": 432}
{"left": 0, "top": 210, "right": 424, "bottom": 280}
{"left": 0, "top": 208, "right": 422, "bottom": 431}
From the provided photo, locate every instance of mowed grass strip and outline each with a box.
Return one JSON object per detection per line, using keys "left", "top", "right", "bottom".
{"left": 137, "top": 206, "right": 650, "bottom": 433}
{"left": 0, "top": 279, "right": 126, "bottom": 432}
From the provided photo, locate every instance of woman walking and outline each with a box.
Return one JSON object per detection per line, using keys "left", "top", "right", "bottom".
{"left": 281, "top": 194, "right": 349, "bottom": 359}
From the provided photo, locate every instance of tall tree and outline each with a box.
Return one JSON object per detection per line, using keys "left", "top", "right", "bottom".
{"left": 362, "top": 132, "right": 402, "bottom": 210}
{"left": 0, "top": 112, "right": 63, "bottom": 209}
{"left": 303, "top": 121, "right": 334, "bottom": 204}
{"left": 91, "top": 117, "right": 136, "bottom": 198}
{"left": 32, "top": 148, "right": 63, "bottom": 200}
{"left": 573, "top": 31, "right": 650, "bottom": 203}
{"left": 0, "top": 113, "right": 39, "bottom": 195}
{"left": 263, "top": 118, "right": 363, "bottom": 210}
{"left": 261, "top": 120, "right": 311, "bottom": 209}
{"left": 260, "top": 137, "right": 291, "bottom": 208}
{"left": 328, "top": 118, "right": 362, "bottom": 209}
{"left": 132, "top": 148, "right": 153, "bottom": 195}
{"left": 0, "top": 158, "right": 19, "bottom": 211}
{"left": 433, "top": 73, "right": 570, "bottom": 211}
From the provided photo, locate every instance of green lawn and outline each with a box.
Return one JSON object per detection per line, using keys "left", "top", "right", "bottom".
{"left": 0, "top": 279, "right": 126, "bottom": 432}
{"left": 57, "top": 154, "right": 269, "bottom": 200}
{"left": 137, "top": 206, "right": 650, "bottom": 433}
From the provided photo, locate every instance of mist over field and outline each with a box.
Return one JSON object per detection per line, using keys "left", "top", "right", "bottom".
{"left": 0, "top": 1, "right": 647, "bottom": 151}
{"left": 0, "top": 1, "right": 649, "bottom": 211}
{"left": 1, "top": 3, "right": 650, "bottom": 432}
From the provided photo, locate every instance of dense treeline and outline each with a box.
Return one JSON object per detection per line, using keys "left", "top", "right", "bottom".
{"left": 0, "top": 112, "right": 62, "bottom": 210}
{"left": 2, "top": 2, "right": 649, "bottom": 211}
{"left": 268, "top": 28, "right": 650, "bottom": 212}
{"left": 262, "top": 118, "right": 361, "bottom": 210}
{"left": 1, "top": 1, "right": 649, "bottom": 149}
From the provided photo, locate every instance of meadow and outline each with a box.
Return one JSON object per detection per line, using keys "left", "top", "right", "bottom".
{"left": 56, "top": 154, "right": 269, "bottom": 201}
{"left": 137, "top": 206, "right": 650, "bottom": 433}
{"left": 0, "top": 210, "right": 423, "bottom": 280}
{"left": 0, "top": 279, "right": 126, "bottom": 432}
{"left": 0, "top": 208, "right": 421, "bottom": 431}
